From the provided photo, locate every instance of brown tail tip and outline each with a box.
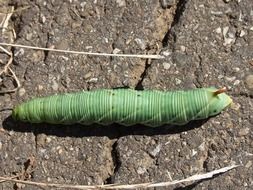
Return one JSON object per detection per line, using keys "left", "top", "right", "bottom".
{"left": 214, "top": 87, "right": 227, "bottom": 96}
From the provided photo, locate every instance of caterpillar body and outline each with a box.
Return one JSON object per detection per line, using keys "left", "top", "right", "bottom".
{"left": 12, "top": 87, "right": 232, "bottom": 127}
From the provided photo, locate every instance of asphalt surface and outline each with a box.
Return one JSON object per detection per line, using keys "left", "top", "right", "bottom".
{"left": 0, "top": 0, "right": 252, "bottom": 189}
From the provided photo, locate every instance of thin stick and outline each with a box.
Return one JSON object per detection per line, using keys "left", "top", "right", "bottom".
{"left": 0, "top": 175, "right": 22, "bottom": 183}
{"left": 0, "top": 45, "right": 12, "bottom": 55}
{"left": 0, "top": 67, "right": 21, "bottom": 93}
{"left": 0, "top": 42, "right": 164, "bottom": 59}
{"left": 0, "top": 50, "right": 13, "bottom": 76}
{"left": 0, "top": 167, "right": 36, "bottom": 183}
{"left": 0, "top": 164, "right": 240, "bottom": 190}
{"left": 0, "top": 51, "right": 20, "bottom": 94}
{"left": 4, "top": 67, "right": 21, "bottom": 93}
{"left": 0, "top": 6, "right": 14, "bottom": 33}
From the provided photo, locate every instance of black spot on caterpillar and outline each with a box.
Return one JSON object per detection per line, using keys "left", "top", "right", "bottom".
{"left": 12, "top": 87, "right": 232, "bottom": 127}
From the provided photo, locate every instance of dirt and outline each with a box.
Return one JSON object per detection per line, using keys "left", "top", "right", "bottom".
{"left": 0, "top": 0, "right": 252, "bottom": 189}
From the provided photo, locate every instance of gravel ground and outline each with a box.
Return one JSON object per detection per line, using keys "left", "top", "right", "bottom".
{"left": 0, "top": 0, "right": 252, "bottom": 189}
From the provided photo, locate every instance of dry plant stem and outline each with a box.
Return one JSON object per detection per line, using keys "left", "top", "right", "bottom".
{"left": 0, "top": 67, "right": 21, "bottom": 94}
{"left": 0, "top": 168, "right": 35, "bottom": 183}
{"left": 0, "top": 176, "right": 20, "bottom": 183}
{"left": 0, "top": 165, "right": 239, "bottom": 190}
{"left": 0, "top": 42, "right": 164, "bottom": 59}
{"left": 0, "top": 46, "right": 12, "bottom": 55}
{"left": 0, "top": 50, "right": 13, "bottom": 76}
{"left": 0, "top": 7, "right": 20, "bottom": 93}
{"left": 0, "top": 51, "right": 20, "bottom": 94}
{"left": 0, "top": 6, "right": 14, "bottom": 33}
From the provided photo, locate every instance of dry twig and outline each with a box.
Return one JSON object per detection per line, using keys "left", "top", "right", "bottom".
{"left": 0, "top": 6, "right": 21, "bottom": 93}
{"left": 0, "top": 49, "right": 12, "bottom": 76}
{"left": 0, "top": 42, "right": 164, "bottom": 59}
{"left": 0, "top": 175, "right": 22, "bottom": 183}
{"left": 0, "top": 6, "right": 14, "bottom": 33}
{"left": 0, "top": 164, "right": 239, "bottom": 190}
{"left": 0, "top": 50, "right": 21, "bottom": 94}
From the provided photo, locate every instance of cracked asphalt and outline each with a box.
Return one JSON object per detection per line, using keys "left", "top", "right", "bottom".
{"left": 0, "top": 0, "right": 252, "bottom": 189}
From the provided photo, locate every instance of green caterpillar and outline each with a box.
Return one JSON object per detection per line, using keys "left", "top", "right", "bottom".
{"left": 12, "top": 87, "right": 232, "bottom": 127}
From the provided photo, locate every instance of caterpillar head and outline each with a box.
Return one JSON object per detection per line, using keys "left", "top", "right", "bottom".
{"left": 207, "top": 87, "right": 232, "bottom": 116}
{"left": 12, "top": 105, "right": 28, "bottom": 122}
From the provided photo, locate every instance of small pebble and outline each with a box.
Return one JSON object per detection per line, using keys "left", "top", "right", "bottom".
{"left": 116, "top": 0, "right": 126, "bottom": 7}
{"left": 160, "top": 0, "right": 176, "bottom": 9}
{"left": 215, "top": 27, "right": 222, "bottom": 34}
{"left": 40, "top": 14, "right": 46, "bottom": 23}
{"left": 85, "top": 46, "right": 93, "bottom": 50}
{"left": 84, "top": 72, "right": 92, "bottom": 79}
{"left": 137, "top": 167, "right": 146, "bottom": 174}
{"left": 56, "top": 146, "right": 63, "bottom": 154}
{"left": 245, "top": 75, "right": 253, "bottom": 90}
{"left": 225, "top": 76, "right": 236, "bottom": 82}
{"left": 233, "top": 67, "right": 240, "bottom": 72}
{"left": 198, "top": 142, "right": 205, "bottom": 151}
{"left": 163, "top": 62, "right": 171, "bottom": 70}
{"left": 234, "top": 80, "right": 240, "bottom": 85}
{"left": 44, "top": 154, "right": 50, "bottom": 160}
{"left": 175, "top": 78, "right": 182, "bottom": 85}
{"left": 223, "top": 26, "right": 229, "bottom": 37}
{"left": 80, "top": 2, "right": 87, "bottom": 8}
{"left": 14, "top": 48, "right": 25, "bottom": 57}
{"left": 88, "top": 78, "right": 98, "bottom": 83}
{"left": 112, "top": 48, "right": 121, "bottom": 54}
{"left": 245, "top": 160, "right": 252, "bottom": 168}
{"left": 239, "top": 30, "right": 246, "bottom": 37}
{"left": 15, "top": 183, "right": 25, "bottom": 189}
{"left": 161, "top": 50, "right": 172, "bottom": 57}
{"left": 224, "top": 37, "right": 235, "bottom": 46}
{"left": 18, "top": 88, "right": 26, "bottom": 97}
{"left": 104, "top": 37, "right": 109, "bottom": 43}
{"left": 191, "top": 149, "right": 197, "bottom": 156}
{"left": 36, "top": 134, "right": 47, "bottom": 147}
{"left": 26, "top": 33, "right": 33, "bottom": 41}
{"left": 52, "top": 80, "right": 59, "bottom": 91}
{"left": 134, "top": 38, "right": 146, "bottom": 50}
{"left": 46, "top": 137, "right": 52, "bottom": 143}
{"left": 180, "top": 45, "right": 186, "bottom": 52}
{"left": 218, "top": 74, "right": 224, "bottom": 79}
{"left": 238, "top": 127, "right": 250, "bottom": 136}
{"left": 38, "top": 85, "right": 43, "bottom": 91}
{"left": 223, "top": 26, "right": 235, "bottom": 46}
{"left": 149, "top": 144, "right": 162, "bottom": 157}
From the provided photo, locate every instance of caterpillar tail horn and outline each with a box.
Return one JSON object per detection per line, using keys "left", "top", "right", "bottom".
{"left": 214, "top": 87, "right": 227, "bottom": 96}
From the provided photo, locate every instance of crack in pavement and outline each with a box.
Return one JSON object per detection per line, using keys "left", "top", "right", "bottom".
{"left": 134, "top": 0, "right": 189, "bottom": 90}
{"left": 162, "top": 0, "right": 188, "bottom": 47}
{"left": 42, "top": 32, "right": 50, "bottom": 63}
{"left": 193, "top": 55, "right": 205, "bottom": 88}
{"left": 104, "top": 139, "right": 121, "bottom": 184}
{"left": 135, "top": 59, "right": 151, "bottom": 90}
